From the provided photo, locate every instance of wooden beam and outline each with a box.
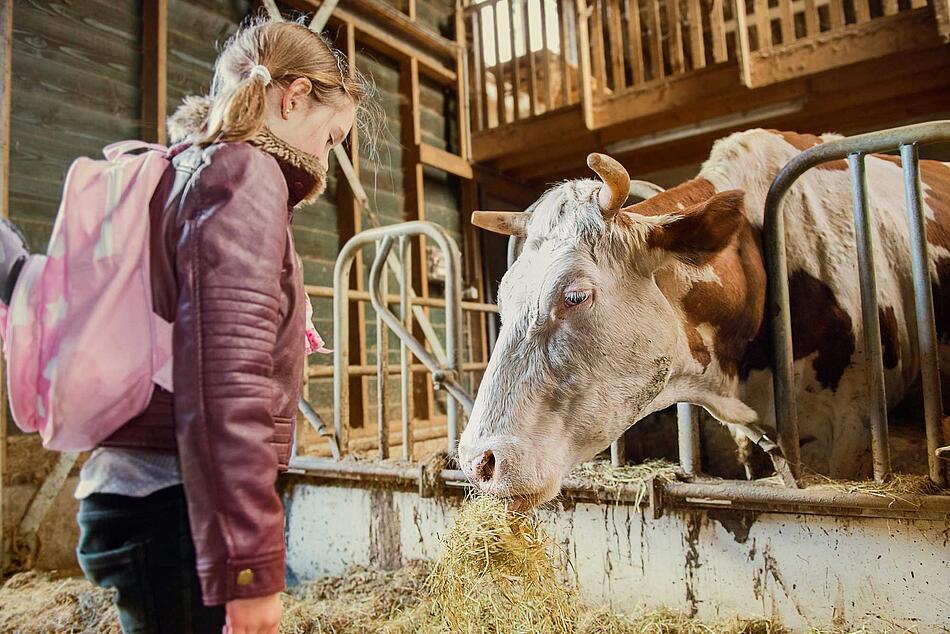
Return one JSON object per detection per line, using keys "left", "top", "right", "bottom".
{"left": 142, "top": 0, "right": 167, "bottom": 144}
{"left": 576, "top": 0, "right": 595, "bottom": 129}
{"left": 455, "top": 1, "right": 473, "bottom": 159}
{"left": 734, "top": 0, "right": 753, "bottom": 87}
{"left": 336, "top": 24, "right": 369, "bottom": 434}
{"left": 419, "top": 143, "right": 474, "bottom": 179}
{"left": 687, "top": 0, "right": 705, "bottom": 69}
{"left": 625, "top": 0, "right": 645, "bottom": 85}
{"left": 710, "top": 0, "right": 727, "bottom": 63}
{"left": 472, "top": 105, "right": 585, "bottom": 162}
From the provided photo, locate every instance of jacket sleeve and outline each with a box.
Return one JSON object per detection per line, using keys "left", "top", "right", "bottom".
{"left": 172, "top": 143, "right": 290, "bottom": 606}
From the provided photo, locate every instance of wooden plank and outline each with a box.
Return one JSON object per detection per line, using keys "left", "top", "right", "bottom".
{"left": 734, "top": 0, "right": 753, "bottom": 86}
{"left": 524, "top": 0, "right": 538, "bottom": 115}
{"left": 576, "top": 0, "right": 596, "bottom": 128}
{"left": 591, "top": 0, "right": 608, "bottom": 96}
{"left": 142, "top": 0, "right": 167, "bottom": 144}
{"left": 560, "top": 0, "right": 572, "bottom": 106}
{"left": 419, "top": 143, "right": 475, "bottom": 178}
{"left": 648, "top": 0, "right": 665, "bottom": 79}
{"left": 935, "top": 0, "right": 950, "bottom": 42}
{"left": 778, "top": 0, "right": 795, "bottom": 42}
{"left": 687, "top": 0, "right": 705, "bottom": 68}
{"left": 509, "top": 0, "right": 521, "bottom": 120}
{"left": 399, "top": 57, "right": 435, "bottom": 422}
{"left": 754, "top": 0, "right": 772, "bottom": 49}
{"left": 336, "top": 24, "right": 368, "bottom": 434}
{"left": 711, "top": 0, "right": 728, "bottom": 62}
{"left": 668, "top": 0, "right": 685, "bottom": 74}
{"left": 608, "top": 0, "right": 626, "bottom": 90}
{"left": 625, "top": 0, "right": 646, "bottom": 84}
{"left": 474, "top": 8, "right": 488, "bottom": 130}
{"left": 911, "top": 0, "right": 929, "bottom": 8}
{"left": 493, "top": 1, "right": 505, "bottom": 126}
{"left": 540, "top": 0, "right": 556, "bottom": 109}
{"left": 882, "top": 0, "right": 898, "bottom": 16}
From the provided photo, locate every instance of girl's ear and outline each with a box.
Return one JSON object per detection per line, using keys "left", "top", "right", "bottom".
{"left": 281, "top": 77, "right": 314, "bottom": 115}
{"left": 642, "top": 189, "right": 745, "bottom": 261}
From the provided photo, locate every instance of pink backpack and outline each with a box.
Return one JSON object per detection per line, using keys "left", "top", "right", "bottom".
{"left": 0, "top": 140, "right": 174, "bottom": 451}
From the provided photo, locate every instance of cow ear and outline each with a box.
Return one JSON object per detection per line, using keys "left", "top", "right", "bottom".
{"left": 642, "top": 190, "right": 745, "bottom": 259}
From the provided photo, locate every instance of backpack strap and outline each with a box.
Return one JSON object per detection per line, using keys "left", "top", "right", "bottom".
{"left": 103, "top": 140, "right": 169, "bottom": 161}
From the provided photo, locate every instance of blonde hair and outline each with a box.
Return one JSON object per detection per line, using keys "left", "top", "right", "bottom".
{"left": 200, "top": 17, "right": 368, "bottom": 145}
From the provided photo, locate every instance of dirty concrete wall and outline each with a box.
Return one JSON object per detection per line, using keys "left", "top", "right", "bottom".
{"left": 4, "top": 0, "right": 462, "bottom": 571}
{"left": 283, "top": 482, "right": 950, "bottom": 631}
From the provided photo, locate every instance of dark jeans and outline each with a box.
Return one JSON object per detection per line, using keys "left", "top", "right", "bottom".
{"left": 76, "top": 484, "right": 226, "bottom": 634}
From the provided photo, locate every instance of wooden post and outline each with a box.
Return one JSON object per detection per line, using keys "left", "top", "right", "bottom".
{"left": 456, "top": 1, "right": 473, "bottom": 160}
{"left": 648, "top": 0, "right": 664, "bottom": 80}
{"left": 687, "top": 0, "right": 705, "bottom": 69}
{"left": 576, "top": 0, "right": 595, "bottom": 129}
{"left": 608, "top": 0, "right": 625, "bottom": 91}
{"left": 668, "top": 0, "right": 685, "bottom": 74}
{"left": 336, "top": 24, "right": 369, "bottom": 437}
{"left": 559, "top": 0, "right": 573, "bottom": 106}
{"left": 400, "top": 57, "right": 435, "bottom": 423}
{"left": 0, "top": 0, "right": 11, "bottom": 575}
{"left": 710, "top": 0, "right": 728, "bottom": 63}
{"left": 778, "top": 0, "right": 794, "bottom": 43}
{"left": 523, "top": 0, "right": 538, "bottom": 116}
{"left": 804, "top": 0, "right": 818, "bottom": 37}
{"left": 508, "top": 0, "right": 521, "bottom": 120}
{"left": 539, "top": 0, "right": 555, "bottom": 110}
{"left": 734, "top": 0, "right": 753, "bottom": 87}
{"left": 142, "top": 0, "right": 167, "bottom": 144}
{"left": 591, "top": 0, "right": 608, "bottom": 96}
{"left": 492, "top": 0, "right": 505, "bottom": 126}
{"left": 754, "top": 0, "right": 771, "bottom": 49}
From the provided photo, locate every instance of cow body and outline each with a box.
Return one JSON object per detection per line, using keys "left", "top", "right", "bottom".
{"left": 459, "top": 129, "right": 949, "bottom": 506}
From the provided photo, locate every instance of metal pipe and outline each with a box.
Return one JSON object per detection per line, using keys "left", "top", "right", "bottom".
{"left": 900, "top": 142, "right": 947, "bottom": 486}
{"left": 298, "top": 397, "right": 341, "bottom": 460}
{"left": 610, "top": 437, "right": 626, "bottom": 467}
{"left": 374, "top": 240, "right": 390, "bottom": 460}
{"left": 763, "top": 120, "right": 950, "bottom": 483}
{"left": 309, "top": 361, "right": 489, "bottom": 379}
{"left": 307, "top": 284, "right": 499, "bottom": 314}
{"left": 399, "top": 236, "right": 413, "bottom": 460}
{"left": 848, "top": 152, "right": 891, "bottom": 482}
{"left": 677, "top": 403, "right": 702, "bottom": 475}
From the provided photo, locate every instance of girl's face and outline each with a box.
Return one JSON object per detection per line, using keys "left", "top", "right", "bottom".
{"left": 265, "top": 77, "right": 356, "bottom": 170}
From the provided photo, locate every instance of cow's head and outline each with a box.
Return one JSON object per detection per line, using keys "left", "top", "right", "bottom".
{"left": 458, "top": 153, "right": 750, "bottom": 509}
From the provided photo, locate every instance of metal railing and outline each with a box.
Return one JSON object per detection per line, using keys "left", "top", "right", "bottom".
{"left": 331, "top": 221, "right": 476, "bottom": 460}
{"left": 763, "top": 120, "right": 950, "bottom": 486}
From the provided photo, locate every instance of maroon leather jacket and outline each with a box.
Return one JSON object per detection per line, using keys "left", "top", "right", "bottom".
{"left": 100, "top": 134, "right": 320, "bottom": 605}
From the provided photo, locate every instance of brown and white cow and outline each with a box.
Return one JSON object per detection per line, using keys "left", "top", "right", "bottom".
{"left": 458, "top": 128, "right": 950, "bottom": 508}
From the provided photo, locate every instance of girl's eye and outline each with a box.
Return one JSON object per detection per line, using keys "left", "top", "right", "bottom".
{"left": 565, "top": 290, "right": 590, "bottom": 307}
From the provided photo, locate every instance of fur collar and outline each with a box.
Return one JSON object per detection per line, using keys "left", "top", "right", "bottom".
{"left": 167, "top": 95, "right": 326, "bottom": 207}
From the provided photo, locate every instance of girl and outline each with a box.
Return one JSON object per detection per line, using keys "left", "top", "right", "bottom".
{"left": 70, "top": 17, "right": 367, "bottom": 634}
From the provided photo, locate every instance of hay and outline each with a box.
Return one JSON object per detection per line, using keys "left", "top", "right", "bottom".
{"left": 799, "top": 471, "right": 945, "bottom": 505}
{"left": 570, "top": 459, "right": 680, "bottom": 505}
{"left": 0, "top": 570, "right": 120, "bottom": 634}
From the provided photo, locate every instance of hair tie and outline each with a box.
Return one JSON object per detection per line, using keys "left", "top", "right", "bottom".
{"left": 248, "top": 64, "right": 272, "bottom": 85}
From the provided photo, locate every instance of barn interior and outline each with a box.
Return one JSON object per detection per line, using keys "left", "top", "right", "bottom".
{"left": 1, "top": 0, "right": 949, "bottom": 631}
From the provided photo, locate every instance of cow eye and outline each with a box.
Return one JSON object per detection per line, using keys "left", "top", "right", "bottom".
{"left": 564, "top": 290, "right": 590, "bottom": 307}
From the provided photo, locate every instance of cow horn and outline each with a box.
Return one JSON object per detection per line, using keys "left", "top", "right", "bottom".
{"left": 587, "top": 153, "right": 631, "bottom": 215}
{"left": 472, "top": 211, "right": 530, "bottom": 236}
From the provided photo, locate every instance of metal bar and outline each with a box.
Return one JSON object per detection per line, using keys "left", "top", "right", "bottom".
{"left": 399, "top": 236, "right": 413, "bottom": 460}
{"left": 610, "top": 437, "right": 626, "bottom": 467}
{"left": 764, "top": 120, "right": 950, "bottom": 485}
{"left": 364, "top": 222, "right": 471, "bottom": 455}
{"left": 374, "top": 240, "right": 390, "bottom": 460}
{"left": 298, "top": 397, "right": 341, "bottom": 459}
{"left": 310, "top": 361, "right": 489, "bottom": 379}
{"left": 677, "top": 403, "right": 702, "bottom": 475}
{"left": 900, "top": 142, "right": 947, "bottom": 487}
{"left": 848, "top": 152, "right": 891, "bottom": 482}
{"left": 306, "top": 285, "right": 499, "bottom": 313}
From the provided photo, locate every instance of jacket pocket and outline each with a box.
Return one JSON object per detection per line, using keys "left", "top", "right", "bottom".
{"left": 78, "top": 541, "right": 156, "bottom": 633}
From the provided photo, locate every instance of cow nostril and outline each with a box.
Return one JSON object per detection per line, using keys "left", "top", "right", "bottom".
{"left": 473, "top": 450, "right": 495, "bottom": 483}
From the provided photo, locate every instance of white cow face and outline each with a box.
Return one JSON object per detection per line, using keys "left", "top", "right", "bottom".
{"left": 458, "top": 154, "right": 745, "bottom": 509}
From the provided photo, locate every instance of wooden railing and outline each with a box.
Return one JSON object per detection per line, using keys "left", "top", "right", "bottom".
{"left": 463, "top": 0, "right": 939, "bottom": 132}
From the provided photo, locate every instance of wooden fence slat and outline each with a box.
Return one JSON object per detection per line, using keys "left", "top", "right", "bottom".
{"left": 804, "top": 0, "right": 818, "bottom": 36}
{"left": 649, "top": 0, "right": 665, "bottom": 79}
{"left": 855, "top": 0, "right": 871, "bottom": 23}
{"left": 608, "top": 0, "right": 626, "bottom": 90}
{"left": 687, "top": 0, "right": 705, "bottom": 68}
{"left": 509, "top": 0, "right": 521, "bottom": 120}
{"left": 734, "top": 0, "right": 753, "bottom": 86}
{"left": 592, "top": 0, "right": 608, "bottom": 96}
{"left": 883, "top": 0, "right": 898, "bottom": 15}
{"left": 539, "top": 0, "right": 555, "bottom": 110}
{"left": 778, "top": 0, "right": 795, "bottom": 43}
{"left": 559, "top": 0, "right": 573, "bottom": 106}
{"left": 711, "top": 0, "right": 728, "bottom": 62}
{"left": 909, "top": 0, "right": 928, "bottom": 8}
{"left": 754, "top": 0, "right": 772, "bottom": 49}
{"left": 625, "top": 0, "right": 646, "bottom": 83}
{"left": 473, "top": 10, "right": 487, "bottom": 130}
{"left": 829, "top": 0, "right": 845, "bottom": 28}
{"left": 493, "top": 1, "right": 505, "bottom": 126}
{"left": 668, "top": 0, "right": 685, "bottom": 74}
{"left": 576, "top": 0, "right": 595, "bottom": 128}
{"left": 524, "top": 0, "right": 538, "bottom": 115}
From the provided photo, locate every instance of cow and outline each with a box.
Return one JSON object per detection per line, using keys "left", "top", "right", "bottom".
{"left": 458, "top": 128, "right": 950, "bottom": 510}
